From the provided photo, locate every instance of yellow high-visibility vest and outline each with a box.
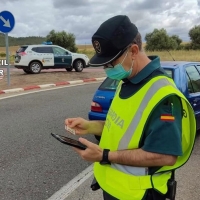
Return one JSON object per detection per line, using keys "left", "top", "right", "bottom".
{"left": 94, "top": 76, "right": 196, "bottom": 200}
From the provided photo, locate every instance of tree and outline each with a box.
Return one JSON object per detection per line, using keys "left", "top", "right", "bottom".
{"left": 171, "top": 35, "right": 182, "bottom": 46}
{"left": 145, "top": 28, "right": 180, "bottom": 51}
{"left": 46, "top": 30, "right": 78, "bottom": 52}
{"left": 189, "top": 25, "right": 200, "bottom": 50}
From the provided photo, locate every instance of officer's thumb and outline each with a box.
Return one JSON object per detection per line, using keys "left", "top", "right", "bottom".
{"left": 68, "top": 119, "right": 80, "bottom": 129}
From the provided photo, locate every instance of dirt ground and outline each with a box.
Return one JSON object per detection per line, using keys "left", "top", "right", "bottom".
{"left": 0, "top": 68, "right": 106, "bottom": 90}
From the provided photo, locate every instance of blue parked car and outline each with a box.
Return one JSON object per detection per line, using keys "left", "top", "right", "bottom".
{"left": 88, "top": 61, "right": 200, "bottom": 134}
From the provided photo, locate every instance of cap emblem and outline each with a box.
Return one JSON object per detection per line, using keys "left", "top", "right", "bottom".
{"left": 93, "top": 40, "right": 101, "bottom": 53}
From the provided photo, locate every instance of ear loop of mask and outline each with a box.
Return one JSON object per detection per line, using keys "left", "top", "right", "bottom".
{"left": 120, "top": 49, "right": 129, "bottom": 65}
{"left": 121, "top": 49, "right": 134, "bottom": 74}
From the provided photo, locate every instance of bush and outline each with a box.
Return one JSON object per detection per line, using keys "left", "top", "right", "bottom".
{"left": 145, "top": 28, "right": 182, "bottom": 51}
{"left": 0, "top": 52, "right": 6, "bottom": 57}
{"left": 183, "top": 43, "right": 193, "bottom": 50}
{"left": 177, "top": 44, "right": 186, "bottom": 50}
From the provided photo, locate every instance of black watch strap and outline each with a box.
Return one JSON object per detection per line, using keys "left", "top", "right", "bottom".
{"left": 100, "top": 149, "right": 111, "bottom": 165}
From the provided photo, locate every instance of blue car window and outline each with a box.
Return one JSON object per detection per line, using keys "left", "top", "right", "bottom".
{"left": 186, "top": 73, "right": 194, "bottom": 93}
{"left": 163, "top": 69, "right": 173, "bottom": 78}
{"left": 99, "top": 78, "right": 120, "bottom": 90}
{"left": 185, "top": 65, "right": 200, "bottom": 93}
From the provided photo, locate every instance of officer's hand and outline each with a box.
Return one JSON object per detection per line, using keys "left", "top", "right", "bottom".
{"left": 73, "top": 138, "right": 103, "bottom": 162}
{"left": 65, "top": 117, "right": 90, "bottom": 135}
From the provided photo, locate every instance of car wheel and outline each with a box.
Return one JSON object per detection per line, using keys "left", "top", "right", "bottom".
{"left": 66, "top": 67, "right": 73, "bottom": 72}
{"left": 29, "top": 61, "right": 42, "bottom": 74}
{"left": 73, "top": 60, "right": 84, "bottom": 72}
{"left": 23, "top": 69, "right": 32, "bottom": 74}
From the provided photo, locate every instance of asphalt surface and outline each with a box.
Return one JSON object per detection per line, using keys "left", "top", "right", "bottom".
{"left": 0, "top": 83, "right": 100, "bottom": 200}
{"left": 0, "top": 83, "right": 200, "bottom": 200}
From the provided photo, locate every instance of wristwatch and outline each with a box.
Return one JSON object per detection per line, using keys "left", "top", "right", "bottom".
{"left": 100, "top": 149, "right": 111, "bottom": 165}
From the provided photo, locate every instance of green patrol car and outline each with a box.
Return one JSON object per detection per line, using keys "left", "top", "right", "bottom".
{"left": 14, "top": 43, "right": 89, "bottom": 74}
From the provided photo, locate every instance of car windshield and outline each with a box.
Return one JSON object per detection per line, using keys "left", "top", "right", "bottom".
{"left": 99, "top": 78, "right": 120, "bottom": 90}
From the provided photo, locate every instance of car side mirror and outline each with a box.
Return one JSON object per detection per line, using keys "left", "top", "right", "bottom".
{"left": 65, "top": 52, "right": 68, "bottom": 55}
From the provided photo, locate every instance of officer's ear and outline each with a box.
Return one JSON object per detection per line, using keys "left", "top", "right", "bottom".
{"left": 130, "top": 44, "right": 139, "bottom": 59}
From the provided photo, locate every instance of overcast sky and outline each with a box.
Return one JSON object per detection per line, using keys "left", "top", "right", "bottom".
{"left": 0, "top": 0, "right": 199, "bottom": 44}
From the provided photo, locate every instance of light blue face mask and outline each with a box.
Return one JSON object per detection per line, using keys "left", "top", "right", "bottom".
{"left": 104, "top": 50, "right": 133, "bottom": 80}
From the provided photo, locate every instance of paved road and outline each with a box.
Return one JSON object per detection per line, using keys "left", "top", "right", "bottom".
{"left": 0, "top": 83, "right": 100, "bottom": 200}
{"left": 1, "top": 83, "right": 200, "bottom": 200}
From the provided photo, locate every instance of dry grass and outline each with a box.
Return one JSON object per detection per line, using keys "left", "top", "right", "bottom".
{"left": 0, "top": 45, "right": 200, "bottom": 62}
{"left": 78, "top": 45, "right": 200, "bottom": 62}
{"left": 0, "top": 46, "right": 19, "bottom": 63}
{"left": 77, "top": 44, "right": 93, "bottom": 50}
{"left": 146, "top": 50, "right": 200, "bottom": 62}
{"left": 0, "top": 46, "right": 19, "bottom": 55}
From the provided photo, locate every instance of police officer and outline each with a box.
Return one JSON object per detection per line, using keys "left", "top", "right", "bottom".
{"left": 65, "top": 15, "right": 196, "bottom": 200}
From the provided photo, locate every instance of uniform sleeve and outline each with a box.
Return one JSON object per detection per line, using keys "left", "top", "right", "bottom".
{"left": 141, "top": 95, "right": 183, "bottom": 156}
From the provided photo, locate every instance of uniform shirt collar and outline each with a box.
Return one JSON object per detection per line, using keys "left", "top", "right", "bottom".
{"left": 127, "top": 56, "right": 161, "bottom": 84}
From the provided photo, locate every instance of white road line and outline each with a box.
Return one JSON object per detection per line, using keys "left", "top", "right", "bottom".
{"left": 47, "top": 164, "right": 93, "bottom": 200}
{"left": 0, "top": 81, "right": 103, "bottom": 101}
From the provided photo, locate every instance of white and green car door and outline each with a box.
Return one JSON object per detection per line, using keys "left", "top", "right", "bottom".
{"left": 52, "top": 46, "right": 72, "bottom": 67}
{"left": 31, "top": 46, "right": 54, "bottom": 67}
